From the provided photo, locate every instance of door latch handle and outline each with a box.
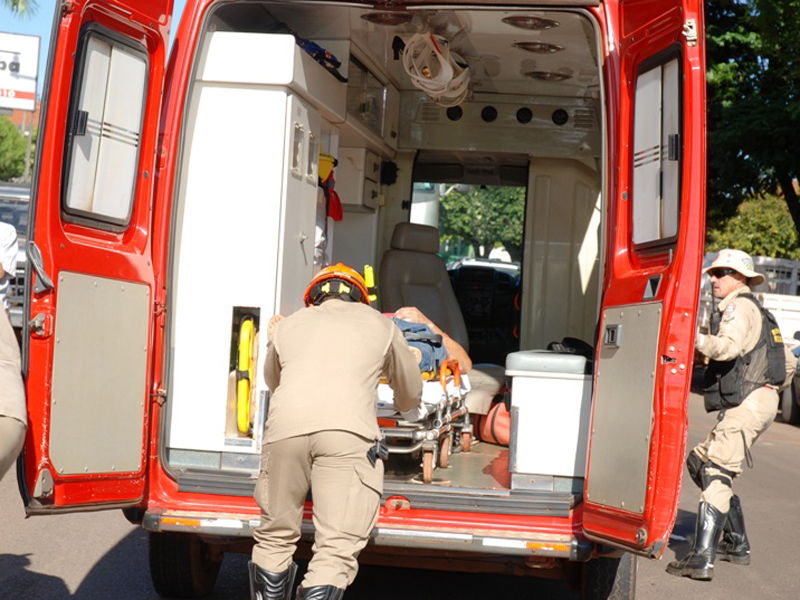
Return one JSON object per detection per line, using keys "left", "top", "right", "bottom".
{"left": 603, "top": 324, "right": 621, "bottom": 348}
{"left": 27, "top": 241, "right": 54, "bottom": 293}
{"left": 29, "top": 313, "right": 53, "bottom": 338}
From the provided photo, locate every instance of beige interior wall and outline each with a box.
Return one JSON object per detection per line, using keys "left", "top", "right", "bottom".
{"left": 520, "top": 158, "right": 603, "bottom": 350}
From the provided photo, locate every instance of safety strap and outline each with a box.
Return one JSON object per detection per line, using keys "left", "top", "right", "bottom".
{"left": 718, "top": 410, "right": 754, "bottom": 469}
{"left": 704, "top": 460, "right": 737, "bottom": 488}
{"left": 741, "top": 430, "right": 754, "bottom": 469}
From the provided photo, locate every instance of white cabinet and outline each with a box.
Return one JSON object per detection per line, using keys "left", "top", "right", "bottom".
{"left": 505, "top": 350, "right": 593, "bottom": 492}
{"left": 197, "top": 32, "right": 347, "bottom": 123}
{"left": 168, "top": 32, "right": 323, "bottom": 455}
{"left": 337, "top": 147, "right": 381, "bottom": 212}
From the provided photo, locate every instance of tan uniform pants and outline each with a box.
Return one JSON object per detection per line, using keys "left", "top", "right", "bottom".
{"left": 0, "top": 416, "right": 26, "bottom": 482}
{"left": 692, "top": 385, "right": 778, "bottom": 513}
{"left": 252, "top": 431, "right": 383, "bottom": 589}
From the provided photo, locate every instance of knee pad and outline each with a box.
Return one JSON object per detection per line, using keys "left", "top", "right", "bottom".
{"left": 686, "top": 452, "right": 704, "bottom": 489}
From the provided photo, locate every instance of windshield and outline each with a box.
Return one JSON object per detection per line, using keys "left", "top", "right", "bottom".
{"left": 409, "top": 182, "right": 524, "bottom": 270}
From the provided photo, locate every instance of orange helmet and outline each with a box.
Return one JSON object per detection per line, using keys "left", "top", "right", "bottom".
{"left": 304, "top": 263, "right": 371, "bottom": 306}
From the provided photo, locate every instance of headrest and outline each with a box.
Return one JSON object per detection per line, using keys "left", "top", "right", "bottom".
{"left": 390, "top": 223, "right": 440, "bottom": 254}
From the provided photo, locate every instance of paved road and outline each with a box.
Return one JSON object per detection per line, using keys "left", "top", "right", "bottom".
{"left": 2, "top": 385, "right": 799, "bottom": 599}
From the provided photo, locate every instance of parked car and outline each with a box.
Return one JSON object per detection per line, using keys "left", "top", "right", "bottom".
{"left": 0, "top": 183, "right": 29, "bottom": 330}
{"left": 782, "top": 335, "right": 800, "bottom": 425}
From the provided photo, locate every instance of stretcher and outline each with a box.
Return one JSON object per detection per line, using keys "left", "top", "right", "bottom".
{"left": 377, "top": 359, "right": 472, "bottom": 483}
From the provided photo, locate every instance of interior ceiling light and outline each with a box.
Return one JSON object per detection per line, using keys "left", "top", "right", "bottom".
{"left": 361, "top": 12, "right": 414, "bottom": 26}
{"left": 502, "top": 16, "right": 560, "bottom": 30}
{"left": 524, "top": 71, "right": 572, "bottom": 82}
{"left": 513, "top": 41, "right": 564, "bottom": 54}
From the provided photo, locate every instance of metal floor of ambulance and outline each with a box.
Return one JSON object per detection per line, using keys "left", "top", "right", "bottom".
{"left": 383, "top": 441, "right": 510, "bottom": 489}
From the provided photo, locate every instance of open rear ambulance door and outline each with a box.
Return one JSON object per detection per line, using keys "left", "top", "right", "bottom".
{"left": 581, "top": 0, "right": 706, "bottom": 557}
{"left": 20, "top": 0, "right": 173, "bottom": 513}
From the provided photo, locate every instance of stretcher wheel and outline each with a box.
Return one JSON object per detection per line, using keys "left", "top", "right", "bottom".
{"left": 422, "top": 450, "right": 434, "bottom": 483}
{"left": 461, "top": 432, "right": 472, "bottom": 453}
{"left": 438, "top": 436, "right": 450, "bottom": 468}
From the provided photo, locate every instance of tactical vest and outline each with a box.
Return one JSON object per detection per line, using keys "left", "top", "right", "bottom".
{"left": 703, "top": 293, "right": 786, "bottom": 412}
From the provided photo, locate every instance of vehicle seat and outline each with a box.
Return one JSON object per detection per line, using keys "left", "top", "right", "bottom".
{"left": 380, "top": 223, "right": 503, "bottom": 415}
{"left": 380, "top": 223, "right": 469, "bottom": 348}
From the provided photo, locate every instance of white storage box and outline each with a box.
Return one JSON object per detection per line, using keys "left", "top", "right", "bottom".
{"left": 506, "top": 350, "right": 593, "bottom": 491}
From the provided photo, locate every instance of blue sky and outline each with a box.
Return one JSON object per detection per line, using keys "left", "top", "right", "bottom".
{"left": 0, "top": 0, "right": 187, "bottom": 97}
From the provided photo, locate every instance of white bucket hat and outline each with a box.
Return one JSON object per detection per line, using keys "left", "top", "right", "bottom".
{"left": 703, "top": 249, "right": 765, "bottom": 286}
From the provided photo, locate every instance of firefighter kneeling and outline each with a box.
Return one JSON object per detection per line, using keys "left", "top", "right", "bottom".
{"left": 666, "top": 249, "right": 795, "bottom": 581}
{"left": 249, "top": 263, "right": 423, "bottom": 600}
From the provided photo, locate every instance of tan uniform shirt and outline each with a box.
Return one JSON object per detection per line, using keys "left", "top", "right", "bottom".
{"left": 0, "top": 307, "right": 26, "bottom": 424}
{"left": 697, "top": 286, "right": 760, "bottom": 361}
{"left": 264, "top": 299, "right": 422, "bottom": 443}
{"left": 698, "top": 286, "right": 796, "bottom": 386}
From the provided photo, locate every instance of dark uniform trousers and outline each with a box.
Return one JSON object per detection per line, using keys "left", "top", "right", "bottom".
{"left": 252, "top": 430, "right": 383, "bottom": 589}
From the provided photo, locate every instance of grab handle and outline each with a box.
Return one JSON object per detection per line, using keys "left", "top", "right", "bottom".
{"left": 439, "top": 358, "right": 461, "bottom": 389}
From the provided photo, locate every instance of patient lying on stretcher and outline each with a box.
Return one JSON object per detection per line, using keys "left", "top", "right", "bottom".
{"left": 393, "top": 306, "right": 472, "bottom": 374}
{"left": 379, "top": 306, "right": 472, "bottom": 422}
{"left": 394, "top": 306, "right": 504, "bottom": 419}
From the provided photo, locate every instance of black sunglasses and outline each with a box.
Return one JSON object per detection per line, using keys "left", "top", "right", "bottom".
{"left": 708, "top": 267, "right": 738, "bottom": 278}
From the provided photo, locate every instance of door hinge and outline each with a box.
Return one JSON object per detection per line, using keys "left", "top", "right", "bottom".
{"left": 150, "top": 389, "right": 167, "bottom": 406}
{"left": 682, "top": 19, "right": 698, "bottom": 47}
{"left": 153, "top": 301, "right": 167, "bottom": 317}
{"left": 60, "top": 0, "right": 76, "bottom": 17}
{"left": 33, "top": 469, "right": 54, "bottom": 502}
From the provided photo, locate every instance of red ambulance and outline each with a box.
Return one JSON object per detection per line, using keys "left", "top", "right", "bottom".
{"left": 19, "top": 1, "right": 706, "bottom": 598}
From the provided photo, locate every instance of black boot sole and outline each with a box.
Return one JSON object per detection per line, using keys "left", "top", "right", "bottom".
{"left": 666, "top": 563, "right": 714, "bottom": 580}
{"left": 719, "top": 553, "right": 751, "bottom": 565}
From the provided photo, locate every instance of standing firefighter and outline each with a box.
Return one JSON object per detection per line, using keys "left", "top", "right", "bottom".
{"left": 249, "top": 263, "right": 424, "bottom": 600}
{"left": 667, "top": 249, "right": 795, "bottom": 580}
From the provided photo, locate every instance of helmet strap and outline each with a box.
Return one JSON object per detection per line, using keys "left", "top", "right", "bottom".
{"left": 308, "top": 278, "right": 365, "bottom": 305}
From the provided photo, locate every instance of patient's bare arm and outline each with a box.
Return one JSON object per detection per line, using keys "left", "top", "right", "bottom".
{"left": 394, "top": 306, "right": 472, "bottom": 373}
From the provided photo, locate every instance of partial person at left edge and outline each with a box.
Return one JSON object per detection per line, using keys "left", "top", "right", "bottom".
{"left": 0, "top": 220, "right": 18, "bottom": 312}
{"left": 0, "top": 301, "right": 26, "bottom": 481}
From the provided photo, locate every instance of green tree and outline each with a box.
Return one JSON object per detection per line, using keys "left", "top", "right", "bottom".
{"left": 706, "top": 194, "right": 800, "bottom": 259}
{"left": 0, "top": 117, "right": 27, "bottom": 181}
{"left": 1, "top": 0, "right": 38, "bottom": 16}
{"left": 439, "top": 186, "right": 526, "bottom": 261}
{"left": 705, "top": 0, "right": 800, "bottom": 234}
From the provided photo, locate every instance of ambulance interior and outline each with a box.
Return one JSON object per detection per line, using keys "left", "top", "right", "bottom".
{"left": 165, "top": 2, "right": 604, "bottom": 506}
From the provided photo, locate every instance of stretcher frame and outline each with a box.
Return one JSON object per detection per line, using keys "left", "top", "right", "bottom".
{"left": 378, "top": 359, "right": 472, "bottom": 483}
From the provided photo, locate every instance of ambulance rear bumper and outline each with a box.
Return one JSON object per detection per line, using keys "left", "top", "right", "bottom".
{"left": 142, "top": 510, "right": 592, "bottom": 562}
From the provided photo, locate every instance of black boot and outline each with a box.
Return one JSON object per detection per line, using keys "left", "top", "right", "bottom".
{"left": 295, "top": 585, "right": 344, "bottom": 600}
{"left": 716, "top": 495, "right": 751, "bottom": 565}
{"left": 666, "top": 501, "right": 726, "bottom": 580}
{"left": 249, "top": 561, "right": 297, "bottom": 600}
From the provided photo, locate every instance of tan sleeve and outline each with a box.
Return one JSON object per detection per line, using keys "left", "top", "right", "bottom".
{"left": 263, "top": 340, "right": 281, "bottom": 391}
{"left": 699, "top": 299, "right": 759, "bottom": 361}
{"left": 0, "top": 308, "right": 26, "bottom": 425}
{"left": 384, "top": 324, "right": 423, "bottom": 413}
